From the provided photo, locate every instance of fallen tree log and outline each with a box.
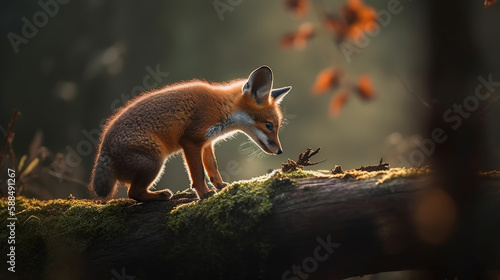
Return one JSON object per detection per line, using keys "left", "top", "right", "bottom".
{"left": 1, "top": 168, "right": 500, "bottom": 280}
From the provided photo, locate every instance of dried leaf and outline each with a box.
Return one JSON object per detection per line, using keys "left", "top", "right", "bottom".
{"left": 285, "top": 0, "right": 309, "bottom": 18}
{"left": 18, "top": 155, "right": 27, "bottom": 171}
{"left": 311, "top": 68, "right": 341, "bottom": 95}
{"left": 280, "top": 34, "right": 296, "bottom": 49}
{"left": 20, "top": 158, "right": 39, "bottom": 179}
{"left": 329, "top": 90, "right": 348, "bottom": 117}
{"left": 326, "top": 0, "right": 377, "bottom": 43}
{"left": 357, "top": 75, "right": 375, "bottom": 99}
{"left": 343, "top": 0, "right": 377, "bottom": 40}
{"left": 294, "top": 22, "right": 314, "bottom": 49}
{"left": 280, "top": 22, "right": 315, "bottom": 50}
{"left": 484, "top": 0, "right": 497, "bottom": 7}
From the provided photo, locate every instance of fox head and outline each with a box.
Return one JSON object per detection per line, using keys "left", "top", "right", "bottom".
{"left": 238, "top": 65, "right": 291, "bottom": 155}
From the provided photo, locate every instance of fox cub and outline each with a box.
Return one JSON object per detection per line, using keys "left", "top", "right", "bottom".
{"left": 90, "top": 65, "right": 291, "bottom": 202}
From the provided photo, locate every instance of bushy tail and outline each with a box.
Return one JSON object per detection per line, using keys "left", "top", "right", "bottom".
{"left": 90, "top": 151, "right": 117, "bottom": 200}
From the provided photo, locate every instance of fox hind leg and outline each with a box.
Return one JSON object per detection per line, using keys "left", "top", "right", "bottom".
{"left": 124, "top": 153, "right": 172, "bottom": 202}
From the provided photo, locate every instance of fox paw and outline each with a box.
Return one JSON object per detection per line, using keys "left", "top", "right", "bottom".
{"left": 215, "top": 182, "right": 229, "bottom": 191}
{"left": 201, "top": 190, "right": 217, "bottom": 200}
{"left": 158, "top": 189, "right": 173, "bottom": 200}
{"left": 171, "top": 192, "right": 197, "bottom": 200}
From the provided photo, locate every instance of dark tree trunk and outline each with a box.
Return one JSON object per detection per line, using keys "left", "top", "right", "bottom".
{"left": 80, "top": 174, "right": 500, "bottom": 280}
{"left": 426, "top": 0, "right": 491, "bottom": 279}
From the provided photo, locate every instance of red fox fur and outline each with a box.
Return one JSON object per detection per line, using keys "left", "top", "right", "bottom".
{"left": 90, "top": 65, "right": 291, "bottom": 201}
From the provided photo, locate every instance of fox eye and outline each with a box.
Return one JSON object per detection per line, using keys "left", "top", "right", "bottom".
{"left": 265, "top": 122, "right": 273, "bottom": 131}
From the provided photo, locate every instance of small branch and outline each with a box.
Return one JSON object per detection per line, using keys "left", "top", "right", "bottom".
{"left": 356, "top": 157, "right": 390, "bottom": 172}
{"left": 0, "top": 109, "right": 21, "bottom": 166}
{"left": 282, "top": 147, "right": 323, "bottom": 172}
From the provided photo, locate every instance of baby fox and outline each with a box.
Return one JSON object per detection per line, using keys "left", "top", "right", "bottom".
{"left": 90, "top": 65, "right": 291, "bottom": 202}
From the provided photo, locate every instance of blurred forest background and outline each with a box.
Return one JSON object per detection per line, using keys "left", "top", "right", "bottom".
{"left": 1, "top": 0, "right": 499, "bottom": 200}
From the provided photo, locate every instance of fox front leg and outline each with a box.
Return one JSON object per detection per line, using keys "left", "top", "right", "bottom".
{"left": 202, "top": 144, "right": 228, "bottom": 191}
{"left": 182, "top": 142, "right": 213, "bottom": 199}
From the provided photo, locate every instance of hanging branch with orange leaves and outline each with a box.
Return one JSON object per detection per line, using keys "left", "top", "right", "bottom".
{"left": 283, "top": 0, "right": 495, "bottom": 117}
{"left": 282, "top": 0, "right": 378, "bottom": 117}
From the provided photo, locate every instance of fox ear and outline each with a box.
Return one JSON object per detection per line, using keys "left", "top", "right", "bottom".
{"left": 271, "top": 86, "right": 292, "bottom": 104}
{"left": 243, "top": 66, "right": 273, "bottom": 104}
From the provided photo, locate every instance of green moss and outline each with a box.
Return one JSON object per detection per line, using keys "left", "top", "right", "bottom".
{"left": 321, "top": 166, "right": 432, "bottom": 183}
{"left": 0, "top": 197, "right": 133, "bottom": 278}
{"left": 282, "top": 169, "right": 321, "bottom": 178}
{"left": 376, "top": 166, "right": 431, "bottom": 184}
{"left": 164, "top": 170, "right": 303, "bottom": 279}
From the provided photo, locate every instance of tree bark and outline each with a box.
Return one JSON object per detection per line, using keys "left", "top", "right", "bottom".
{"left": 81, "top": 174, "right": 500, "bottom": 280}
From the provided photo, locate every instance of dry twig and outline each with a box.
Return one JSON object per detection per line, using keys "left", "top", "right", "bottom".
{"left": 356, "top": 158, "right": 389, "bottom": 172}
{"left": 282, "top": 147, "right": 322, "bottom": 172}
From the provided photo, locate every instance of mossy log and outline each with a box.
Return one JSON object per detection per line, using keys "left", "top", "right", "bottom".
{"left": 2, "top": 169, "right": 500, "bottom": 280}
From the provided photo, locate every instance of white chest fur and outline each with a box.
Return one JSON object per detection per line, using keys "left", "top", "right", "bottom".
{"left": 205, "top": 111, "right": 254, "bottom": 140}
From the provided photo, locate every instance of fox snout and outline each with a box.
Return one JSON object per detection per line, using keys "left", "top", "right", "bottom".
{"left": 267, "top": 138, "right": 283, "bottom": 155}
{"left": 259, "top": 142, "right": 282, "bottom": 155}
{"left": 253, "top": 132, "right": 283, "bottom": 155}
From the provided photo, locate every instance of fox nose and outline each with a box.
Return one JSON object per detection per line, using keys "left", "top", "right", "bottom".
{"left": 277, "top": 149, "right": 283, "bottom": 155}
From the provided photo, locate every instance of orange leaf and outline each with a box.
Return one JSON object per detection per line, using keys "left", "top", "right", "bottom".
{"left": 329, "top": 90, "right": 348, "bottom": 117}
{"left": 324, "top": 15, "right": 347, "bottom": 41}
{"left": 280, "top": 22, "right": 315, "bottom": 50}
{"left": 356, "top": 75, "right": 375, "bottom": 99}
{"left": 341, "top": 0, "right": 377, "bottom": 41}
{"left": 285, "top": 0, "right": 309, "bottom": 18}
{"left": 294, "top": 22, "right": 314, "bottom": 49}
{"left": 311, "top": 68, "right": 341, "bottom": 95}
{"left": 280, "top": 34, "right": 296, "bottom": 49}
{"left": 484, "top": 0, "right": 497, "bottom": 7}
